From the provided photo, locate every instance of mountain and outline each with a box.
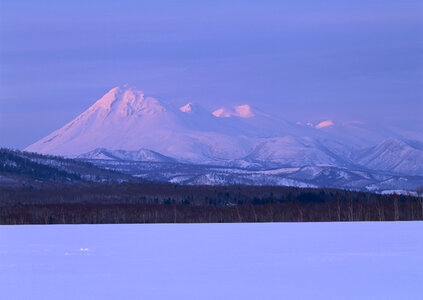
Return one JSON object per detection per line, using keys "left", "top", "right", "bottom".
{"left": 212, "top": 104, "right": 255, "bottom": 118}
{"left": 77, "top": 148, "right": 176, "bottom": 162}
{"left": 26, "top": 86, "right": 259, "bottom": 162}
{"left": 354, "top": 138, "right": 423, "bottom": 176}
{"left": 25, "top": 85, "right": 423, "bottom": 190}
{"left": 245, "top": 136, "right": 346, "bottom": 167}
{"left": 78, "top": 158, "right": 423, "bottom": 193}
{"left": 25, "top": 85, "right": 354, "bottom": 164}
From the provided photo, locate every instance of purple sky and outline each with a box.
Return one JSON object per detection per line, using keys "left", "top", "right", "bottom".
{"left": 1, "top": 0, "right": 422, "bottom": 149}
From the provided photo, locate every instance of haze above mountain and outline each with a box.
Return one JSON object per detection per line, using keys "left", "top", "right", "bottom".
{"left": 25, "top": 85, "right": 423, "bottom": 177}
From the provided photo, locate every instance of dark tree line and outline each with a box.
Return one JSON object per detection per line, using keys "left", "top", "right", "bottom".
{"left": 1, "top": 182, "right": 422, "bottom": 224}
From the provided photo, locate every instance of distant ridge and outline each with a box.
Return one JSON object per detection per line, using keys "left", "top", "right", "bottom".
{"left": 78, "top": 148, "right": 176, "bottom": 162}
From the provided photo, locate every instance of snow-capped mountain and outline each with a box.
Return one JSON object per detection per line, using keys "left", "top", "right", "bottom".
{"left": 77, "top": 148, "right": 176, "bottom": 162}
{"left": 26, "top": 86, "right": 259, "bottom": 162}
{"left": 24, "top": 85, "right": 353, "bottom": 163}
{"left": 354, "top": 138, "right": 423, "bottom": 176}
{"left": 25, "top": 85, "right": 423, "bottom": 190}
{"left": 245, "top": 136, "right": 346, "bottom": 167}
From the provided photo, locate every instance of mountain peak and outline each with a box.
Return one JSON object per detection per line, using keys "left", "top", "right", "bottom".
{"left": 179, "top": 102, "right": 215, "bottom": 118}
{"left": 235, "top": 104, "right": 255, "bottom": 118}
{"left": 93, "top": 85, "right": 141, "bottom": 108}
{"left": 90, "top": 85, "right": 166, "bottom": 116}
{"left": 212, "top": 104, "right": 255, "bottom": 118}
{"left": 180, "top": 103, "right": 194, "bottom": 113}
{"left": 315, "top": 120, "right": 334, "bottom": 129}
{"left": 379, "top": 137, "right": 406, "bottom": 147}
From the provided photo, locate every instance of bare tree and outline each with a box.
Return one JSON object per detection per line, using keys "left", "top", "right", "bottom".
{"left": 417, "top": 186, "right": 423, "bottom": 220}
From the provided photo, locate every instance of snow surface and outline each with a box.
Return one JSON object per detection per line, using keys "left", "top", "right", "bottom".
{"left": 1, "top": 222, "right": 422, "bottom": 300}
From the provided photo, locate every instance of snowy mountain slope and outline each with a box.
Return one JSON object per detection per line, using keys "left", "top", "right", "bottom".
{"left": 213, "top": 104, "right": 304, "bottom": 138}
{"left": 77, "top": 148, "right": 176, "bottom": 162}
{"left": 244, "top": 136, "right": 348, "bottom": 167}
{"left": 354, "top": 138, "right": 423, "bottom": 176}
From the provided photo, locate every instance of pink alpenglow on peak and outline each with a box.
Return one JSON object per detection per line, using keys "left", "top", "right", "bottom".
{"left": 212, "top": 108, "right": 230, "bottom": 118}
{"left": 315, "top": 120, "right": 334, "bottom": 129}
{"left": 180, "top": 103, "right": 193, "bottom": 113}
{"left": 235, "top": 105, "right": 255, "bottom": 118}
{"left": 212, "top": 105, "right": 255, "bottom": 118}
{"left": 90, "top": 85, "right": 166, "bottom": 116}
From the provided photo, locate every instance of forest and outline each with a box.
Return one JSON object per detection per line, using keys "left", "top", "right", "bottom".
{"left": 1, "top": 182, "right": 422, "bottom": 224}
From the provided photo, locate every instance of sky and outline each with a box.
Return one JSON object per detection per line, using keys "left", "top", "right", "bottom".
{"left": 0, "top": 0, "right": 422, "bottom": 149}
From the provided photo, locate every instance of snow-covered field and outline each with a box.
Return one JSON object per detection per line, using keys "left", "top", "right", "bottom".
{"left": 1, "top": 222, "right": 422, "bottom": 300}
